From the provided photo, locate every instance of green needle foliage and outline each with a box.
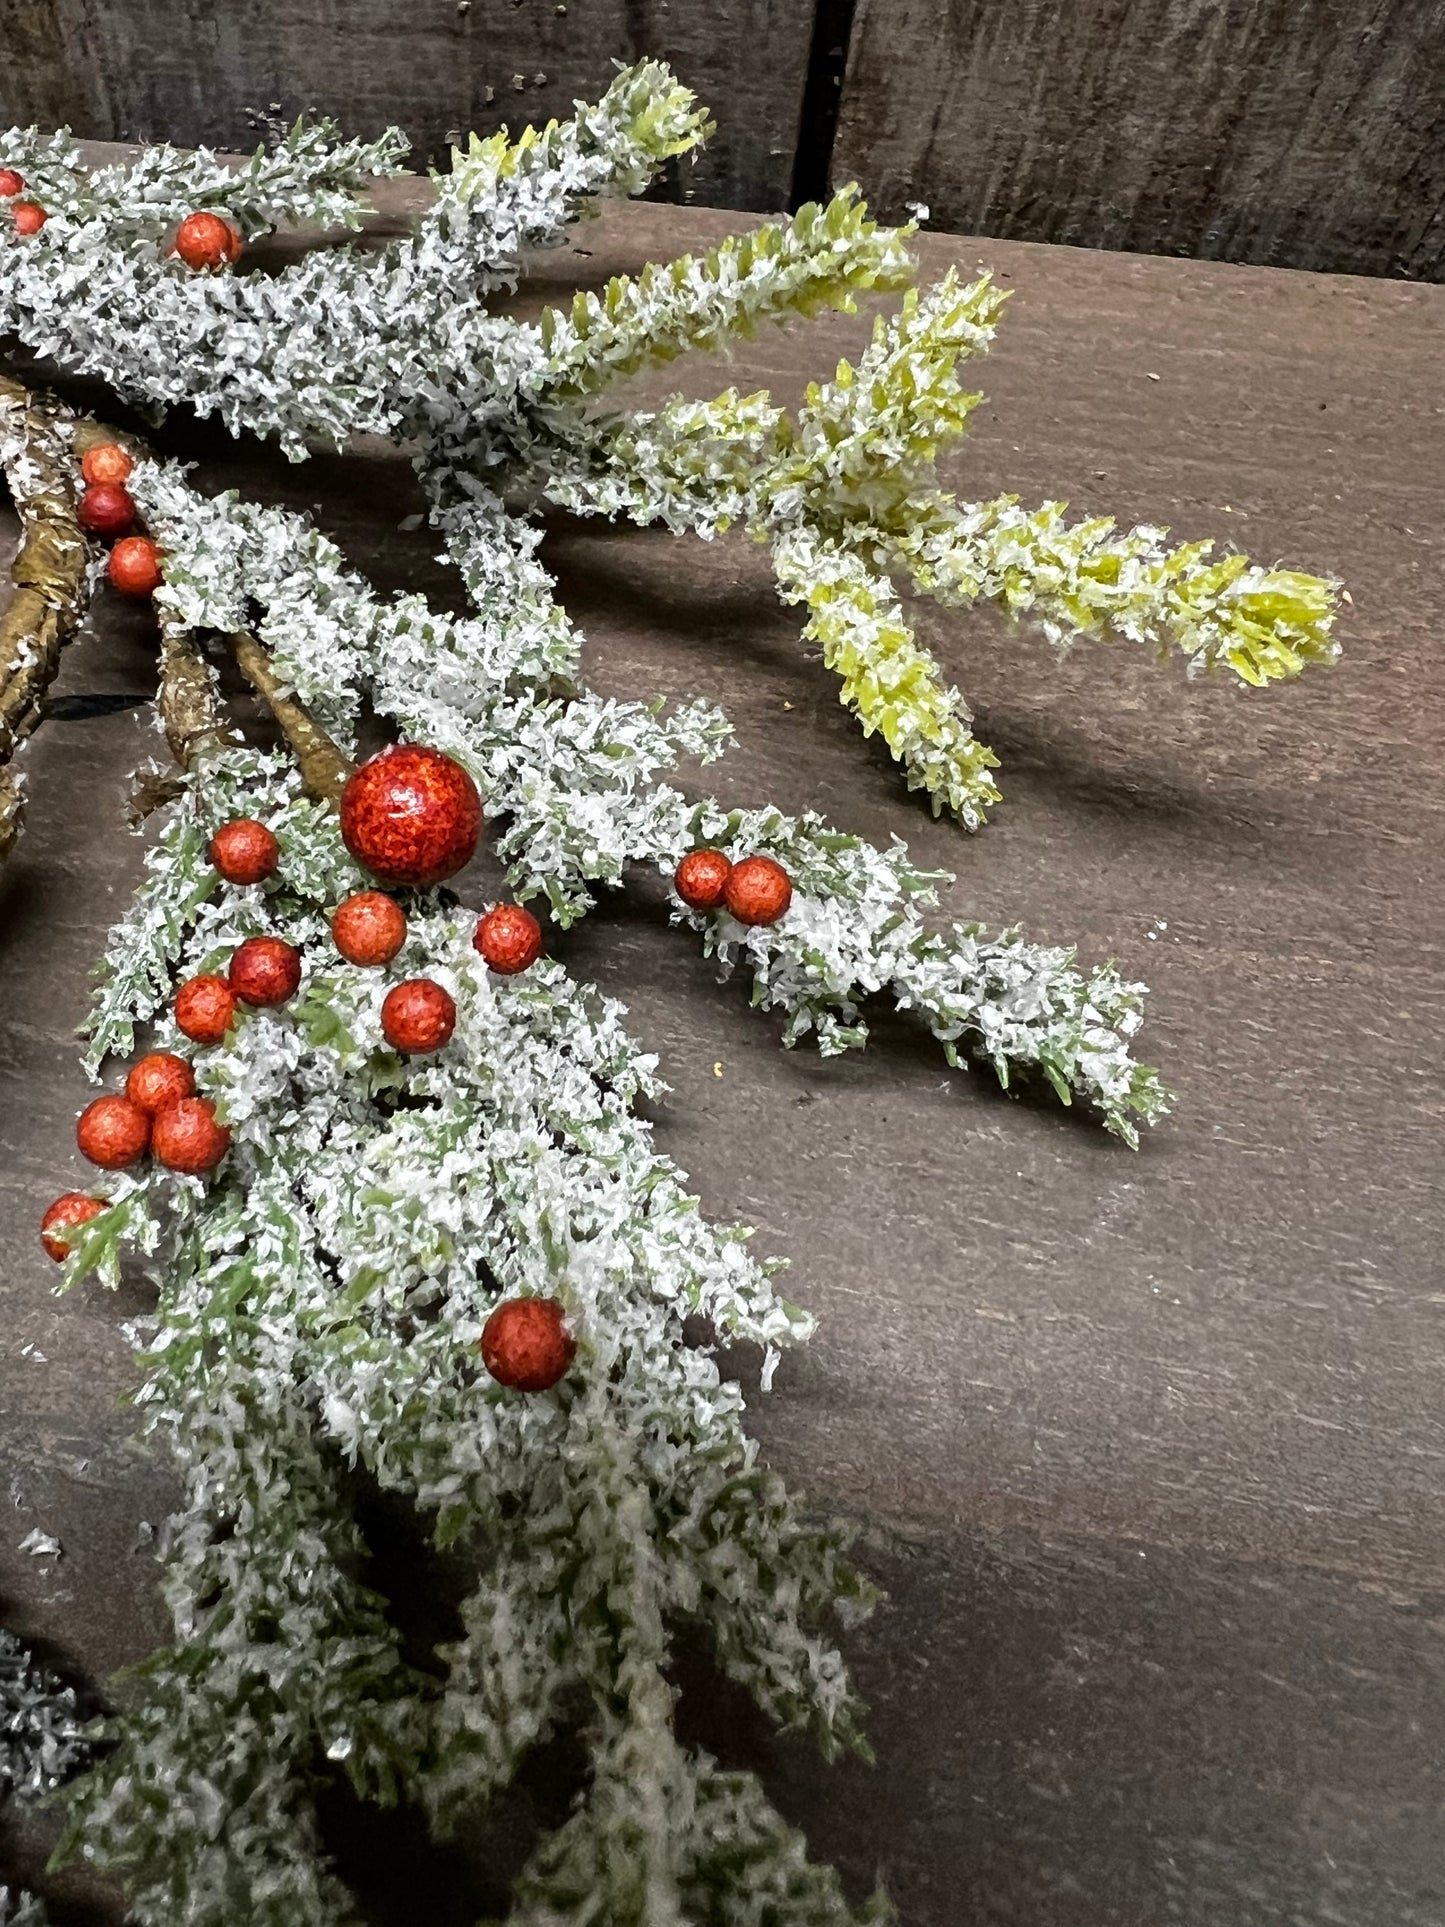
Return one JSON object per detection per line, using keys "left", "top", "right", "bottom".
{"left": 0, "top": 62, "right": 1338, "bottom": 820}
{"left": 0, "top": 58, "right": 1334, "bottom": 1926}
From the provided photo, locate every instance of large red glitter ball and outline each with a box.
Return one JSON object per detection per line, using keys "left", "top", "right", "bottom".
{"left": 480, "top": 1297, "right": 576, "bottom": 1392}
{"left": 126, "top": 1051, "right": 196, "bottom": 1116}
{"left": 228, "top": 936, "right": 302, "bottom": 1008}
{"left": 77, "top": 1094, "right": 151, "bottom": 1169}
{"left": 175, "top": 974, "right": 237, "bottom": 1045}
{"left": 0, "top": 170, "right": 25, "bottom": 198}
{"left": 81, "top": 442, "right": 134, "bottom": 488}
{"left": 209, "top": 818, "right": 279, "bottom": 886}
{"left": 473, "top": 904, "right": 543, "bottom": 976}
{"left": 11, "top": 201, "right": 46, "bottom": 236}
{"left": 340, "top": 745, "right": 482, "bottom": 886}
{"left": 108, "top": 537, "right": 162, "bottom": 597}
{"left": 78, "top": 483, "right": 135, "bottom": 538}
{"left": 152, "top": 1097, "right": 230, "bottom": 1175}
{"left": 174, "top": 211, "right": 242, "bottom": 271}
{"left": 722, "top": 854, "right": 793, "bottom": 928}
{"left": 380, "top": 979, "right": 456, "bottom": 1054}
{"left": 331, "top": 891, "right": 407, "bottom": 967}
{"left": 674, "top": 848, "right": 733, "bottom": 912}
{"left": 41, "top": 1193, "right": 106, "bottom": 1263}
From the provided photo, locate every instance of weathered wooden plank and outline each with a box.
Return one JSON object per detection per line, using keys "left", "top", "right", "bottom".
{"left": 0, "top": 0, "right": 813, "bottom": 211}
{"left": 834, "top": 0, "right": 1445, "bottom": 278}
{"left": 4, "top": 197, "right": 1445, "bottom": 1922}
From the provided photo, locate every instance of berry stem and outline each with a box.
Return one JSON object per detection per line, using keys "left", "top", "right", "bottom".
{"left": 227, "top": 629, "right": 355, "bottom": 802}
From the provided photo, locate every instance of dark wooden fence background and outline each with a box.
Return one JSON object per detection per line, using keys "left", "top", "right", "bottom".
{"left": 3, "top": 0, "right": 1443, "bottom": 277}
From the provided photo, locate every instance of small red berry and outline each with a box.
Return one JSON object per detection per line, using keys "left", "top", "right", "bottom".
{"left": 674, "top": 849, "right": 733, "bottom": 911}
{"left": 76, "top": 1094, "right": 151, "bottom": 1170}
{"left": 152, "top": 1096, "right": 230, "bottom": 1175}
{"left": 331, "top": 890, "right": 407, "bottom": 967}
{"left": 473, "top": 903, "right": 543, "bottom": 976}
{"left": 80, "top": 442, "right": 134, "bottom": 488}
{"left": 722, "top": 854, "right": 793, "bottom": 928}
{"left": 41, "top": 1193, "right": 106, "bottom": 1263}
{"left": 209, "top": 818, "right": 279, "bottom": 886}
{"left": 108, "top": 536, "right": 162, "bottom": 598}
{"left": 380, "top": 979, "right": 456, "bottom": 1054}
{"left": 78, "top": 483, "right": 135, "bottom": 538}
{"left": 340, "top": 745, "right": 483, "bottom": 886}
{"left": 480, "top": 1297, "right": 576, "bottom": 1392}
{"left": 173, "top": 211, "right": 242, "bottom": 272}
{"left": 228, "top": 936, "right": 302, "bottom": 1008}
{"left": 11, "top": 201, "right": 46, "bottom": 236}
{"left": 125, "top": 1051, "right": 196, "bottom": 1116}
{"left": 0, "top": 169, "right": 25, "bottom": 198}
{"left": 175, "top": 974, "right": 237, "bottom": 1044}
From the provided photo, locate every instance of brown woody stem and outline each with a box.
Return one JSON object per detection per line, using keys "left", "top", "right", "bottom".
{"left": 227, "top": 629, "right": 354, "bottom": 802}
{"left": 0, "top": 376, "right": 92, "bottom": 862}
{"left": 70, "top": 405, "right": 353, "bottom": 796}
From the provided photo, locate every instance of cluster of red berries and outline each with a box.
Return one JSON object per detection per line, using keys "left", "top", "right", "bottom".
{"left": 673, "top": 848, "right": 792, "bottom": 925}
{"left": 0, "top": 168, "right": 46, "bottom": 235}
{"left": 71, "top": 1055, "right": 230, "bottom": 1179}
{"left": 72, "top": 439, "right": 164, "bottom": 599}
{"left": 41, "top": 744, "right": 664, "bottom": 1392}
{"left": 1, "top": 172, "right": 242, "bottom": 275}
{"left": 178, "top": 752, "right": 545, "bottom": 1057}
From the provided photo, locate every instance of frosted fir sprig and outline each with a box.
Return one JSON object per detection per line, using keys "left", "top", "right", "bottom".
{"left": 0, "top": 120, "right": 409, "bottom": 233}
{"left": 542, "top": 263, "right": 1339, "bottom": 818}
{"left": 1, "top": 1629, "right": 89, "bottom": 1801}
{"left": 444, "top": 58, "right": 712, "bottom": 255}
{"left": 59, "top": 749, "right": 875, "bottom": 1923}
{"left": 536, "top": 188, "right": 915, "bottom": 398}
{"left": 3, "top": 64, "right": 1337, "bottom": 816}
{"left": 771, "top": 525, "right": 1000, "bottom": 827}
{"left": 0, "top": 1627, "right": 90, "bottom": 1927}
{"left": 880, "top": 490, "right": 1341, "bottom": 685}
{"left": 127, "top": 460, "right": 1164, "bottom": 1135}
{"left": 0, "top": 1888, "right": 51, "bottom": 1927}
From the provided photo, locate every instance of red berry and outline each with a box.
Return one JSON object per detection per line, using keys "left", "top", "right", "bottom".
{"left": 722, "top": 854, "right": 793, "bottom": 928}
{"left": 78, "top": 483, "right": 135, "bottom": 538}
{"left": 209, "top": 818, "right": 279, "bottom": 886}
{"left": 76, "top": 1094, "right": 150, "bottom": 1170}
{"left": 108, "top": 537, "right": 162, "bottom": 598}
{"left": 480, "top": 1297, "right": 576, "bottom": 1392}
{"left": 40, "top": 1193, "right": 106, "bottom": 1263}
{"left": 380, "top": 979, "right": 456, "bottom": 1054}
{"left": 331, "top": 890, "right": 407, "bottom": 967}
{"left": 473, "top": 903, "right": 542, "bottom": 976}
{"left": 175, "top": 974, "right": 237, "bottom": 1044}
{"left": 125, "top": 1051, "right": 196, "bottom": 1116}
{"left": 11, "top": 201, "right": 46, "bottom": 236}
{"left": 340, "top": 745, "right": 482, "bottom": 887}
{"left": 152, "top": 1096, "right": 230, "bottom": 1175}
{"left": 0, "top": 170, "right": 25, "bottom": 198}
{"left": 675, "top": 848, "right": 733, "bottom": 911}
{"left": 173, "top": 211, "right": 242, "bottom": 272}
{"left": 80, "top": 442, "right": 134, "bottom": 488}
{"left": 228, "top": 936, "right": 302, "bottom": 1008}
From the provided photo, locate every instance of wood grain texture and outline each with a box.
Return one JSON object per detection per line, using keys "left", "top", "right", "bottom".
{"left": 2, "top": 195, "right": 1444, "bottom": 1923}
{"left": 834, "top": 0, "right": 1445, "bottom": 277}
{"left": 0, "top": 0, "right": 812, "bottom": 210}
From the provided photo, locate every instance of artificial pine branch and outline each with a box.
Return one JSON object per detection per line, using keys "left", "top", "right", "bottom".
{"left": 0, "top": 63, "right": 1339, "bottom": 1926}
{"left": 0, "top": 1627, "right": 90, "bottom": 1927}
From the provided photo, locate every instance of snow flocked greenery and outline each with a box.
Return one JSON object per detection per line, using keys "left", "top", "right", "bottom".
{"left": 0, "top": 61, "right": 1338, "bottom": 826}
{"left": 0, "top": 59, "right": 1340, "bottom": 1926}
{"left": 0, "top": 1629, "right": 89, "bottom": 1926}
